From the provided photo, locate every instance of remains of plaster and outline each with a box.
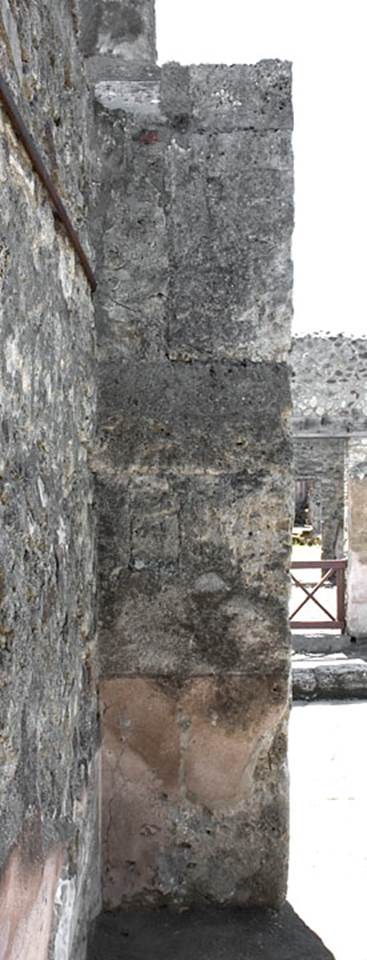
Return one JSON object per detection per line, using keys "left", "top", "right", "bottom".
{"left": 0, "top": 844, "right": 64, "bottom": 960}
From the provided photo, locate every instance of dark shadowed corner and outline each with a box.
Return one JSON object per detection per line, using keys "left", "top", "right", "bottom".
{"left": 88, "top": 904, "right": 335, "bottom": 960}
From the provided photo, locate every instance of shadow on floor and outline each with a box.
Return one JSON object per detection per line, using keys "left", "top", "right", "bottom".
{"left": 88, "top": 903, "right": 335, "bottom": 960}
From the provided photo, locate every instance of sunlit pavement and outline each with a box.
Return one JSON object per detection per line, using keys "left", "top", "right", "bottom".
{"left": 288, "top": 702, "right": 367, "bottom": 960}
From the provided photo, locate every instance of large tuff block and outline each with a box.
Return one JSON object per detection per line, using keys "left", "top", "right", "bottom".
{"left": 94, "top": 65, "right": 294, "bottom": 365}
{"left": 165, "top": 133, "right": 293, "bottom": 363}
{"left": 97, "top": 472, "right": 291, "bottom": 677}
{"left": 97, "top": 358, "right": 291, "bottom": 474}
{"left": 101, "top": 676, "right": 289, "bottom": 908}
{"left": 160, "top": 61, "right": 293, "bottom": 133}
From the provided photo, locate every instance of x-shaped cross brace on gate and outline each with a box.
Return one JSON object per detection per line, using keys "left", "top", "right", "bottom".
{"left": 289, "top": 567, "right": 335, "bottom": 622}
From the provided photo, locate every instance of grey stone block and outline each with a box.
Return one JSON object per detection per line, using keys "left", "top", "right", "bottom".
{"left": 96, "top": 473, "right": 291, "bottom": 677}
{"left": 164, "top": 130, "right": 293, "bottom": 362}
{"left": 184, "top": 62, "right": 293, "bottom": 132}
{"left": 96, "top": 358, "right": 291, "bottom": 474}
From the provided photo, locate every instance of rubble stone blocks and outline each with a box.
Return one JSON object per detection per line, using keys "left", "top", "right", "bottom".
{"left": 0, "top": 2, "right": 99, "bottom": 957}
{"left": 346, "top": 439, "right": 367, "bottom": 638}
{"left": 93, "top": 59, "right": 294, "bottom": 908}
{"left": 291, "top": 334, "right": 367, "bottom": 433}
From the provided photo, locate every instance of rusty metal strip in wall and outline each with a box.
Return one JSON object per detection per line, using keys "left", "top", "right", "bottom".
{"left": 0, "top": 73, "right": 96, "bottom": 292}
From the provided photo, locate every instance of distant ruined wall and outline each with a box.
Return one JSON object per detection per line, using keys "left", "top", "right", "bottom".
{"left": 80, "top": 0, "right": 157, "bottom": 79}
{"left": 294, "top": 438, "right": 345, "bottom": 558}
{"left": 91, "top": 38, "right": 294, "bottom": 910}
{"left": 291, "top": 335, "right": 367, "bottom": 432}
{"left": 0, "top": 2, "right": 99, "bottom": 957}
{"left": 291, "top": 335, "right": 367, "bottom": 559}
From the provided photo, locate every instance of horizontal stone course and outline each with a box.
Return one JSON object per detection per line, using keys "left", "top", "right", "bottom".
{"left": 93, "top": 65, "right": 293, "bottom": 366}
{"left": 97, "top": 470, "right": 291, "bottom": 677}
{"left": 161, "top": 61, "right": 293, "bottom": 132}
{"left": 97, "top": 358, "right": 291, "bottom": 474}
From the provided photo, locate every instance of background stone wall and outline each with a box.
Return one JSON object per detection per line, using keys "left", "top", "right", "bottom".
{"left": 291, "top": 335, "right": 367, "bottom": 560}
{"left": 92, "top": 59, "right": 294, "bottom": 909}
{"left": 0, "top": 2, "right": 99, "bottom": 957}
{"left": 291, "top": 334, "right": 367, "bottom": 432}
{"left": 294, "top": 438, "right": 345, "bottom": 558}
{"left": 80, "top": 0, "right": 157, "bottom": 80}
{"left": 346, "top": 438, "right": 367, "bottom": 638}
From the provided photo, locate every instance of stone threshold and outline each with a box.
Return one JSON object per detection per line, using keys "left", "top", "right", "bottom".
{"left": 292, "top": 646, "right": 367, "bottom": 700}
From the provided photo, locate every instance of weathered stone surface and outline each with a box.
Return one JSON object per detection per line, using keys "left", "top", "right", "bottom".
{"left": 294, "top": 437, "right": 345, "bottom": 559}
{"left": 97, "top": 472, "right": 291, "bottom": 677}
{"left": 96, "top": 358, "right": 291, "bottom": 474}
{"left": 165, "top": 132, "right": 293, "bottom": 363}
{"left": 101, "top": 677, "right": 289, "bottom": 908}
{"left": 291, "top": 334, "right": 367, "bottom": 432}
{"left": 92, "top": 67, "right": 293, "bottom": 366}
{"left": 292, "top": 657, "right": 367, "bottom": 700}
{"left": 92, "top": 56, "right": 293, "bottom": 911}
{"left": 0, "top": 1, "right": 99, "bottom": 955}
{"left": 92, "top": 132, "right": 169, "bottom": 363}
{"left": 161, "top": 61, "right": 293, "bottom": 133}
{"left": 79, "top": 0, "right": 156, "bottom": 63}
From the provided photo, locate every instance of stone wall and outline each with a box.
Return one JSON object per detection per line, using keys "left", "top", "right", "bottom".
{"left": 80, "top": 0, "right": 157, "bottom": 80}
{"left": 346, "top": 438, "right": 367, "bottom": 638}
{"left": 92, "top": 59, "right": 294, "bottom": 908}
{"left": 294, "top": 438, "right": 345, "bottom": 558}
{"left": 291, "top": 334, "right": 367, "bottom": 432}
{"left": 291, "top": 335, "right": 367, "bottom": 561}
{"left": 0, "top": 2, "right": 99, "bottom": 957}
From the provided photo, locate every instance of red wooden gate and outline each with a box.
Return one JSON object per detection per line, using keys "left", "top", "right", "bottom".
{"left": 289, "top": 559, "right": 347, "bottom": 630}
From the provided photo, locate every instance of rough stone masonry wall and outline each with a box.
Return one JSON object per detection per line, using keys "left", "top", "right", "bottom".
{"left": 291, "top": 334, "right": 367, "bottom": 432}
{"left": 0, "top": 3, "right": 99, "bottom": 957}
{"left": 92, "top": 54, "right": 294, "bottom": 909}
{"left": 291, "top": 335, "right": 367, "bottom": 559}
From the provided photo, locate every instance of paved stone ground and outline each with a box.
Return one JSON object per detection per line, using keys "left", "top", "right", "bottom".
{"left": 88, "top": 903, "right": 335, "bottom": 959}
{"left": 288, "top": 701, "right": 367, "bottom": 960}
{"left": 90, "top": 703, "right": 367, "bottom": 959}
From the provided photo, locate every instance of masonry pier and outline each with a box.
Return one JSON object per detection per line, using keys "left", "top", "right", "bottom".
{"left": 0, "top": 0, "right": 294, "bottom": 954}
{"left": 90, "top": 46, "right": 294, "bottom": 913}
